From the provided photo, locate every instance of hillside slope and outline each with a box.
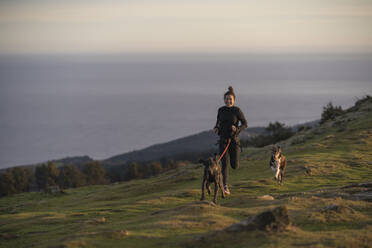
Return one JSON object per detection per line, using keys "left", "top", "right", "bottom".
{"left": 0, "top": 98, "right": 371, "bottom": 248}
{"left": 101, "top": 127, "right": 266, "bottom": 166}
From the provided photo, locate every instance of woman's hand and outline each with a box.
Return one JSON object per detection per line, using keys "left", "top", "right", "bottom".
{"left": 213, "top": 128, "right": 218, "bottom": 134}
{"left": 231, "top": 125, "right": 237, "bottom": 132}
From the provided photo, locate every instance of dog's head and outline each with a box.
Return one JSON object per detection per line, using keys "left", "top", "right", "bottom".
{"left": 199, "top": 153, "right": 220, "bottom": 169}
{"left": 270, "top": 145, "right": 282, "bottom": 168}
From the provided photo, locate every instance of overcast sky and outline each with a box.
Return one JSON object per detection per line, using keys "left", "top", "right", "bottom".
{"left": 0, "top": 0, "right": 371, "bottom": 54}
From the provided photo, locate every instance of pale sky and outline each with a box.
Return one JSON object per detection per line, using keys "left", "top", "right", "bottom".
{"left": 0, "top": 0, "right": 371, "bottom": 54}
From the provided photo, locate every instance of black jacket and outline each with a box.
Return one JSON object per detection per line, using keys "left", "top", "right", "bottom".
{"left": 214, "top": 106, "right": 248, "bottom": 139}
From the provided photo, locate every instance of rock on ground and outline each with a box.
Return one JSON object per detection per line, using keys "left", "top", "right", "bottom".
{"left": 225, "top": 206, "right": 290, "bottom": 232}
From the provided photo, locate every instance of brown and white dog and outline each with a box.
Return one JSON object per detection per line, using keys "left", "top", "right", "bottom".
{"left": 269, "top": 146, "right": 287, "bottom": 185}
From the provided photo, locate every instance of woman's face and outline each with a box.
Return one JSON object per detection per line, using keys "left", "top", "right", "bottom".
{"left": 224, "top": 94, "right": 235, "bottom": 107}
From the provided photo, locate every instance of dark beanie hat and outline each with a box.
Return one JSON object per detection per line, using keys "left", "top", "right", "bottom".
{"left": 224, "top": 86, "right": 236, "bottom": 99}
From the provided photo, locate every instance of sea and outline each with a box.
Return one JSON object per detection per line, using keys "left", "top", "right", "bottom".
{"left": 0, "top": 53, "right": 371, "bottom": 169}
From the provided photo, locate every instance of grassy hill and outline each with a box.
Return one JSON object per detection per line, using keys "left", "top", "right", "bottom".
{"left": 0, "top": 98, "right": 371, "bottom": 248}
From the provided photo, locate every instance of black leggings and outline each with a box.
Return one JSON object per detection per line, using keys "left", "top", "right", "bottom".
{"left": 219, "top": 138, "right": 240, "bottom": 186}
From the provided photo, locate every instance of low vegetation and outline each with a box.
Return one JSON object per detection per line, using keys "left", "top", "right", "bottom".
{"left": 320, "top": 102, "right": 345, "bottom": 124}
{"left": 242, "top": 121, "right": 294, "bottom": 148}
{"left": 0, "top": 96, "right": 371, "bottom": 248}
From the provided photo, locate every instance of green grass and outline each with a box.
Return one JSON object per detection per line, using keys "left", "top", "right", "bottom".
{"left": 1, "top": 101, "right": 372, "bottom": 248}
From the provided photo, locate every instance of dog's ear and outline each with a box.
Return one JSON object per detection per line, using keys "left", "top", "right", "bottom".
{"left": 271, "top": 145, "right": 276, "bottom": 152}
{"left": 277, "top": 146, "right": 281, "bottom": 153}
{"left": 214, "top": 153, "right": 219, "bottom": 162}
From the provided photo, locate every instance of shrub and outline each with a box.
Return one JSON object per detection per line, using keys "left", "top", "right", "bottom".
{"left": 242, "top": 122, "right": 294, "bottom": 148}
{"left": 320, "top": 102, "right": 344, "bottom": 124}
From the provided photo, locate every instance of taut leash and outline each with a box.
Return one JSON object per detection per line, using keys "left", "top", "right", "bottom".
{"left": 217, "top": 138, "right": 231, "bottom": 163}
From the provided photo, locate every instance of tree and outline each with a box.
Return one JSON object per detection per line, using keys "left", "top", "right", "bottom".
{"left": 106, "top": 163, "right": 127, "bottom": 182}
{"left": 35, "top": 164, "right": 49, "bottom": 190}
{"left": 320, "top": 102, "right": 344, "bottom": 124}
{"left": 0, "top": 170, "right": 16, "bottom": 197}
{"left": 265, "top": 121, "right": 285, "bottom": 135}
{"left": 35, "top": 162, "right": 59, "bottom": 190}
{"left": 58, "top": 164, "right": 86, "bottom": 189}
{"left": 11, "top": 167, "right": 33, "bottom": 193}
{"left": 82, "top": 161, "right": 109, "bottom": 185}
{"left": 265, "top": 122, "right": 293, "bottom": 140}
{"left": 161, "top": 159, "right": 176, "bottom": 170}
{"left": 58, "top": 165, "right": 74, "bottom": 189}
{"left": 245, "top": 122, "right": 294, "bottom": 148}
{"left": 70, "top": 165, "right": 86, "bottom": 187}
{"left": 125, "top": 162, "right": 142, "bottom": 180}
{"left": 47, "top": 162, "right": 59, "bottom": 186}
{"left": 149, "top": 161, "right": 163, "bottom": 176}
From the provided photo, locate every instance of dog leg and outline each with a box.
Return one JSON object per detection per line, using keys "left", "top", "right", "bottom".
{"left": 219, "top": 176, "right": 225, "bottom": 198}
{"left": 206, "top": 182, "right": 211, "bottom": 195}
{"left": 280, "top": 170, "right": 283, "bottom": 185}
{"left": 275, "top": 166, "right": 280, "bottom": 181}
{"left": 200, "top": 179, "right": 207, "bottom": 201}
{"left": 280, "top": 158, "right": 286, "bottom": 185}
{"left": 213, "top": 181, "right": 218, "bottom": 204}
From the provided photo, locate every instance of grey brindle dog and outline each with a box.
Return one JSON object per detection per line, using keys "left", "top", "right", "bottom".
{"left": 199, "top": 154, "right": 225, "bottom": 204}
{"left": 269, "top": 146, "right": 287, "bottom": 185}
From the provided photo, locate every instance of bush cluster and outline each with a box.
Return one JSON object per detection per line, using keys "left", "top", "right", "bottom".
{"left": 320, "top": 102, "right": 345, "bottom": 124}
{"left": 241, "top": 121, "right": 294, "bottom": 148}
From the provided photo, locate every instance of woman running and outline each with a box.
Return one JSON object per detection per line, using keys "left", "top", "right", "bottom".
{"left": 213, "top": 86, "right": 247, "bottom": 195}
